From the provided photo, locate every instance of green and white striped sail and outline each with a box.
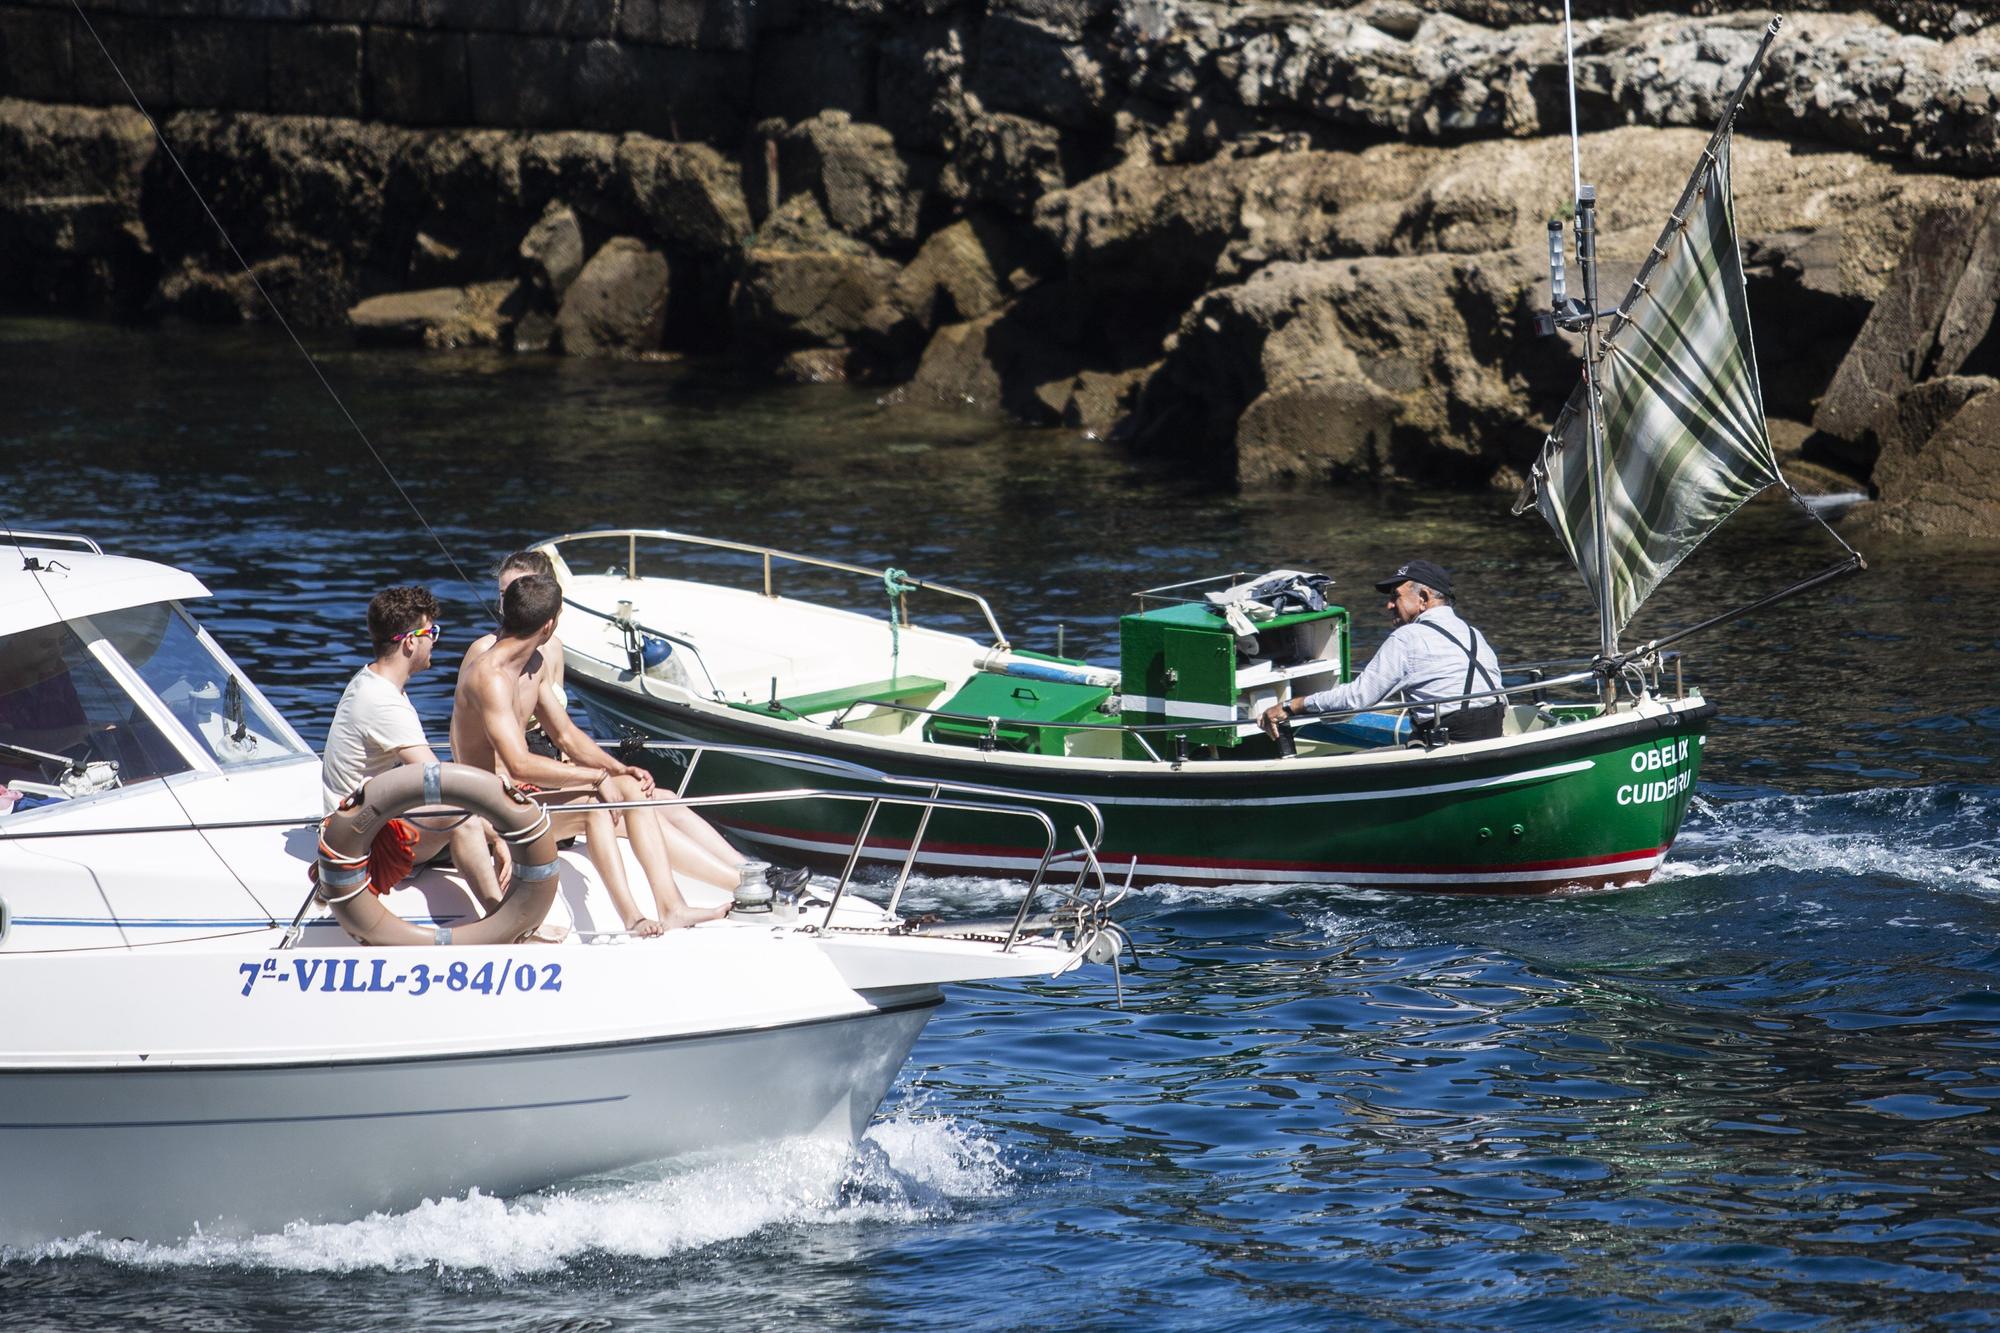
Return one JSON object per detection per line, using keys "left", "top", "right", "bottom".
{"left": 1516, "top": 132, "right": 1782, "bottom": 637}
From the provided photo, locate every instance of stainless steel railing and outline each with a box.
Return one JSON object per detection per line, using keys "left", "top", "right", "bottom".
{"left": 0, "top": 743, "right": 1120, "bottom": 958}
{"left": 534, "top": 527, "right": 1013, "bottom": 650}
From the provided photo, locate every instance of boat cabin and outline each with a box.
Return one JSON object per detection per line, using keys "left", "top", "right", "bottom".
{"left": 0, "top": 532, "right": 312, "bottom": 816}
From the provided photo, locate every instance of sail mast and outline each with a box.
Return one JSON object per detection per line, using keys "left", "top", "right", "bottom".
{"left": 1577, "top": 186, "right": 1616, "bottom": 664}
{"left": 1528, "top": 15, "right": 1794, "bottom": 649}
{"left": 1559, "top": 0, "right": 1619, "bottom": 668}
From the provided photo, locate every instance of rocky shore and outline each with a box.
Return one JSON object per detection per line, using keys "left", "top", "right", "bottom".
{"left": 2, "top": 0, "right": 1997, "bottom": 535}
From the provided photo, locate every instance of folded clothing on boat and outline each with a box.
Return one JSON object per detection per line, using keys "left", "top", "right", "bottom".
{"left": 367, "top": 817, "right": 419, "bottom": 896}
{"left": 1204, "top": 570, "right": 1336, "bottom": 618}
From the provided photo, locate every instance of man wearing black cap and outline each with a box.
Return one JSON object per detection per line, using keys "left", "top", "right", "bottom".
{"left": 1258, "top": 558, "right": 1505, "bottom": 744}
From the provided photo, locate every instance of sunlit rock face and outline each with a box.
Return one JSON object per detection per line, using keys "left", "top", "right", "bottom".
{"left": 2, "top": 0, "right": 1997, "bottom": 526}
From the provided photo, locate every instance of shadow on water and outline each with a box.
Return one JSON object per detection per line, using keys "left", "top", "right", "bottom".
{"left": 4, "top": 316, "right": 2000, "bottom": 1328}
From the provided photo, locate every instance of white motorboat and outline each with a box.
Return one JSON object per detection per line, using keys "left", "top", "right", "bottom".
{"left": 0, "top": 530, "right": 1122, "bottom": 1244}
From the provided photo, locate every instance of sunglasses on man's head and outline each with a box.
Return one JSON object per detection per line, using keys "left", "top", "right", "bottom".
{"left": 394, "top": 624, "right": 443, "bottom": 642}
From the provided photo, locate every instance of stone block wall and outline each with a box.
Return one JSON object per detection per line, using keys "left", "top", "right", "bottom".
{"left": 0, "top": 0, "right": 756, "bottom": 137}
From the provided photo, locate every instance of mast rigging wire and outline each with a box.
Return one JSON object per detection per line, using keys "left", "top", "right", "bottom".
{"left": 65, "top": 0, "right": 490, "bottom": 619}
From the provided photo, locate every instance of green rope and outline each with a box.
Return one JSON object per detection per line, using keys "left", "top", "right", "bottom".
{"left": 884, "top": 567, "right": 917, "bottom": 679}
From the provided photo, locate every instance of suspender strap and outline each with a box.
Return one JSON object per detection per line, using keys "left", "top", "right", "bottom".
{"left": 1415, "top": 619, "right": 1500, "bottom": 698}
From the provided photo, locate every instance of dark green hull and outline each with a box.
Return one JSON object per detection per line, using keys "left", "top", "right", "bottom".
{"left": 578, "top": 682, "right": 1712, "bottom": 895}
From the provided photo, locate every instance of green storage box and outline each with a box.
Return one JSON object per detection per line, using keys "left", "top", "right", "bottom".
{"left": 929, "top": 672, "right": 1112, "bottom": 755}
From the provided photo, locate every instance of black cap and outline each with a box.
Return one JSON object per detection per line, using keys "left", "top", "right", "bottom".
{"left": 1374, "top": 559, "right": 1453, "bottom": 597}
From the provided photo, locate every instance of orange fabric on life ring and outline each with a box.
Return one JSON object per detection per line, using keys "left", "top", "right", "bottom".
{"left": 367, "top": 817, "right": 419, "bottom": 896}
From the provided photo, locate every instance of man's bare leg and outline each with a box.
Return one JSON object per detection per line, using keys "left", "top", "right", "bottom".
{"left": 600, "top": 774, "right": 730, "bottom": 928}
{"left": 407, "top": 810, "right": 505, "bottom": 911}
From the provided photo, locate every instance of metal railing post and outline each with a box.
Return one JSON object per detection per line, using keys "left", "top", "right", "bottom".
{"left": 822, "top": 798, "right": 882, "bottom": 927}
{"left": 1004, "top": 842, "right": 1059, "bottom": 950}
{"left": 675, "top": 749, "right": 704, "bottom": 798}
{"left": 886, "top": 784, "right": 942, "bottom": 916}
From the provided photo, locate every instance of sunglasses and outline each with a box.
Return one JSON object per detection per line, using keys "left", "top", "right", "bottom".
{"left": 394, "top": 623, "right": 444, "bottom": 643}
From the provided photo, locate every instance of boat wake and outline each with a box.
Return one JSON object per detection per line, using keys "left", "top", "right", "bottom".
{"left": 14, "top": 1111, "right": 1009, "bottom": 1276}
{"left": 1660, "top": 784, "right": 2000, "bottom": 894}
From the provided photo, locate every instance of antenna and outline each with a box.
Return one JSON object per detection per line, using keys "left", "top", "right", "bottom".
{"left": 1551, "top": 0, "right": 1617, "bottom": 671}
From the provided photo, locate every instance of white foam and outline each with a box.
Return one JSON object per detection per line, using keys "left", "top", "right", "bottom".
{"left": 20, "top": 1111, "right": 1012, "bottom": 1276}
{"left": 1662, "top": 787, "right": 2000, "bottom": 893}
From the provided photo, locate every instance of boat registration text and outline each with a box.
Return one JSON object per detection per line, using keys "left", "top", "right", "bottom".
{"left": 1617, "top": 738, "right": 1694, "bottom": 807}
{"left": 236, "top": 956, "right": 563, "bottom": 998}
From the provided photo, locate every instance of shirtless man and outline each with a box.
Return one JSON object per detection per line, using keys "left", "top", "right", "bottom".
{"left": 467, "top": 550, "right": 758, "bottom": 888}
{"left": 452, "top": 572, "right": 728, "bottom": 933}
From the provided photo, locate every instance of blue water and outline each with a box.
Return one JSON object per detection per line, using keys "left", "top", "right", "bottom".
{"left": 5, "top": 317, "right": 1999, "bottom": 1329}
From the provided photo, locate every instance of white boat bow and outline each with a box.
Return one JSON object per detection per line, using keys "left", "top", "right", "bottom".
{"left": 0, "top": 532, "right": 1120, "bottom": 1243}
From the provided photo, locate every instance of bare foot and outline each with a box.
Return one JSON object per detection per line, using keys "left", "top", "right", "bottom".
{"left": 658, "top": 900, "right": 732, "bottom": 930}
{"left": 515, "top": 923, "right": 570, "bottom": 944}
{"left": 625, "top": 917, "right": 666, "bottom": 938}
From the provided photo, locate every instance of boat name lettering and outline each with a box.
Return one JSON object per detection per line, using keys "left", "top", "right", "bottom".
{"left": 1616, "top": 769, "right": 1692, "bottom": 806}
{"left": 235, "top": 956, "right": 564, "bottom": 998}
{"left": 1628, "top": 739, "right": 1691, "bottom": 774}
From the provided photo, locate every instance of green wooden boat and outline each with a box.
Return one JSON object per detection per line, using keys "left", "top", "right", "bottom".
{"left": 542, "top": 20, "right": 1858, "bottom": 896}
{"left": 540, "top": 532, "right": 1709, "bottom": 894}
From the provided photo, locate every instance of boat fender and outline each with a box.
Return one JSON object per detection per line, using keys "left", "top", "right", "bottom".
{"left": 316, "top": 761, "right": 561, "bottom": 947}
{"left": 974, "top": 648, "right": 1121, "bottom": 691}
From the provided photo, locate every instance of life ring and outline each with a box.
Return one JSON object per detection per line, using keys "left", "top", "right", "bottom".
{"left": 316, "top": 761, "right": 560, "bottom": 946}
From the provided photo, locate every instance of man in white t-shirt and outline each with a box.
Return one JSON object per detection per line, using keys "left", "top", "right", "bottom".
{"left": 321, "top": 586, "right": 510, "bottom": 908}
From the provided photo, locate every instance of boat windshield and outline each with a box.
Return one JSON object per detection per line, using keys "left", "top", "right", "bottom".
{"left": 0, "top": 620, "right": 192, "bottom": 800}
{"left": 91, "top": 603, "right": 303, "bottom": 770}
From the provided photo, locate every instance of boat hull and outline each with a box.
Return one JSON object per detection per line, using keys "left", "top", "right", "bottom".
{"left": 0, "top": 997, "right": 934, "bottom": 1244}
{"left": 577, "top": 685, "right": 1713, "bottom": 895}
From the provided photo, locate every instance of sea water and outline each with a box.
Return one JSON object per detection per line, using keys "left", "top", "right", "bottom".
{"left": 3, "top": 317, "right": 1996, "bottom": 1329}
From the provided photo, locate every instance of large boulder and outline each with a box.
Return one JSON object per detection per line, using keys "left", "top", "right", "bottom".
{"left": 887, "top": 217, "right": 1011, "bottom": 330}
{"left": 1740, "top": 227, "right": 1872, "bottom": 424}
{"left": 129, "top": 112, "right": 412, "bottom": 325}
{"left": 731, "top": 195, "right": 899, "bottom": 350}
{"left": 953, "top": 112, "right": 1070, "bottom": 218}
{"left": 874, "top": 17, "right": 973, "bottom": 152}
{"left": 970, "top": 14, "right": 1108, "bottom": 131}
{"left": 617, "top": 135, "right": 753, "bottom": 258}
{"left": 851, "top": 215, "right": 1021, "bottom": 376}
{"left": 1812, "top": 193, "right": 2000, "bottom": 463}
{"left": 1042, "top": 363, "right": 1156, "bottom": 440}
{"left": 347, "top": 280, "right": 522, "bottom": 349}
{"left": 518, "top": 200, "right": 586, "bottom": 302}
{"left": 519, "top": 132, "right": 635, "bottom": 234}
{"left": 1852, "top": 376, "right": 2000, "bottom": 538}
{"left": 1124, "top": 252, "right": 1545, "bottom": 485}
{"left": 767, "top": 111, "right": 939, "bottom": 254}
{"left": 556, "top": 238, "right": 669, "bottom": 357}
{"left": 895, "top": 283, "right": 1092, "bottom": 423}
